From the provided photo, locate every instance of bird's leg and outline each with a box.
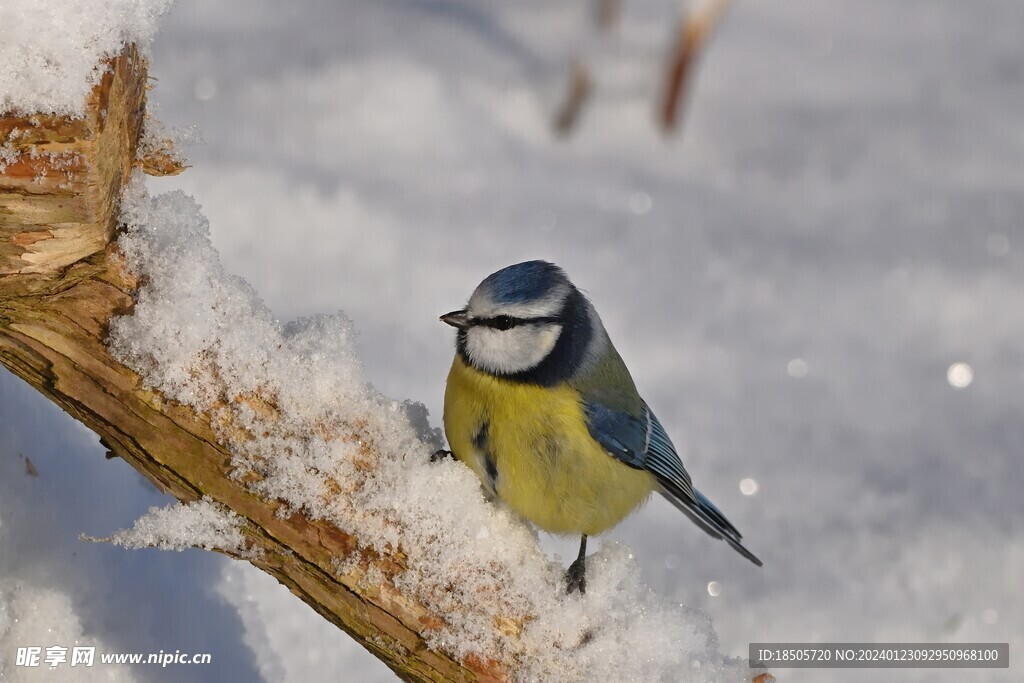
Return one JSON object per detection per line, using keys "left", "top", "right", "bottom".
{"left": 565, "top": 534, "right": 588, "bottom": 594}
{"left": 430, "top": 449, "right": 453, "bottom": 463}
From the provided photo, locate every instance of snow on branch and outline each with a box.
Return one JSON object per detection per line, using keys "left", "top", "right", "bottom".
{"left": 0, "top": 0, "right": 171, "bottom": 117}
{"left": 83, "top": 498, "right": 248, "bottom": 553}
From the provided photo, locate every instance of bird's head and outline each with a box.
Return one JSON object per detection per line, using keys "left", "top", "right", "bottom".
{"left": 441, "top": 260, "right": 594, "bottom": 381}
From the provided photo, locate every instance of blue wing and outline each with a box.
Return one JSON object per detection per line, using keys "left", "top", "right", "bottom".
{"left": 582, "top": 400, "right": 763, "bottom": 566}
{"left": 582, "top": 401, "right": 697, "bottom": 503}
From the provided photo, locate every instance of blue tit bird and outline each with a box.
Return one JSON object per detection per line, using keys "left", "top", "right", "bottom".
{"left": 440, "top": 260, "right": 761, "bottom": 594}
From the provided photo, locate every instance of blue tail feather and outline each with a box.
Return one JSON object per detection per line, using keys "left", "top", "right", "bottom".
{"left": 659, "top": 483, "right": 763, "bottom": 567}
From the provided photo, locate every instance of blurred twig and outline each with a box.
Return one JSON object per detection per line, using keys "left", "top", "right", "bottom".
{"left": 553, "top": 0, "right": 620, "bottom": 137}
{"left": 554, "top": 61, "right": 593, "bottom": 136}
{"left": 553, "top": 0, "right": 732, "bottom": 137}
{"left": 659, "top": 0, "right": 732, "bottom": 133}
{"left": 595, "top": 0, "right": 624, "bottom": 30}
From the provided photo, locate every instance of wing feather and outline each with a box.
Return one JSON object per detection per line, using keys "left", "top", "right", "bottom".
{"left": 582, "top": 401, "right": 696, "bottom": 504}
{"left": 582, "top": 399, "right": 762, "bottom": 567}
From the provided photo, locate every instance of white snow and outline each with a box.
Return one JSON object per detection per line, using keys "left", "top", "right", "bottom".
{"left": 0, "top": 143, "right": 19, "bottom": 173}
{"left": 0, "top": 583, "right": 140, "bottom": 683}
{"left": 0, "top": 0, "right": 173, "bottom": 116}
{"left": 137, "top": 114, "right": 199, "bottom": 169}
{"left": 107, "top": 173, "right": 754, "bottom": 681}
{"left": 85, "top": 498, "right": 246, "bottom": 553}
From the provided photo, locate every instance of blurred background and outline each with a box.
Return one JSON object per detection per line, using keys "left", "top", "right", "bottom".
{"left": 1, "top": 0, "right": 1021, "bottom": 681}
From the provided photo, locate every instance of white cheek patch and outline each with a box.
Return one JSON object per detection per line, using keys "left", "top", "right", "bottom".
{"left": 465, "top": 324, "right": 563, "bottom": 374}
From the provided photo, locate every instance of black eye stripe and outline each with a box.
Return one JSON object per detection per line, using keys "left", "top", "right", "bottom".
{"left": 472, "top": 315, "right": 562, "bottom": 329}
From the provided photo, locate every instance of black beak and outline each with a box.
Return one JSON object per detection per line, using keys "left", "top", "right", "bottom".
{"left": 440, "top": 309, "right": 471, "bottom": 330}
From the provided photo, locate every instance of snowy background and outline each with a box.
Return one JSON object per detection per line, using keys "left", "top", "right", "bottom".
{"left": 2, "top": 0, "right": 1022, "bottom": 681}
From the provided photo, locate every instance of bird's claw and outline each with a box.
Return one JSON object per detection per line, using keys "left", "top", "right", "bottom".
{"left": 430, "top": 449, "right": 454, "bottom": 463}
{"left": 565, "top": 556, "right": 587, "bottom": 595}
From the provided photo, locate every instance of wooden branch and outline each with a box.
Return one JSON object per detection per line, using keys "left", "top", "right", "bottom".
{"left": 0, "top": 46, "right": 145, "bottom": 277}
{"left": 0, "top": 46, "right": 487, "bottom": 683}
{"left": 659, "top": 0, "right": 732, "bottom": 133}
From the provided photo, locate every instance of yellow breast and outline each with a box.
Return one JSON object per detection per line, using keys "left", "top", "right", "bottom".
{"left": 443, "top": 355, "right": 655, "bottom": 536}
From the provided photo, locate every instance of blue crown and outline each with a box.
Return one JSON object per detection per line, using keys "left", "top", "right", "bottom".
{"left": 479, "top": 260, "right": 569, "bottom": 304}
